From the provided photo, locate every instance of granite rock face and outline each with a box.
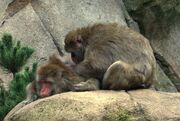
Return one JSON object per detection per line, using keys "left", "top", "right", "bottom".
{"left": 4, "top": 90, "right": 180, "bottom": 121}
{"left": 30, "top": 0, "right": 127, "bottom": 52}
{"left": 0, "top": 0, "right": 179, "bottom": 91}
{"left": 0, "top": 0, "right": 178, "bottom": 92}
{"left": 0, "top": 1, "right": 180, "bottom": 121}
{"left": 124, "top": 0, "right": 180, "bottom": 91}
{"left": 0, "top": 4, "right": 59, "bottom": 66}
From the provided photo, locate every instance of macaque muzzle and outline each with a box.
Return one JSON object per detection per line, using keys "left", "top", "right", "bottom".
{"left": 39, "top": 81, "right": 52, "bottom": 97}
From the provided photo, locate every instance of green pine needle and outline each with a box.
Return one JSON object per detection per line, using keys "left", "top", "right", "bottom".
{"left": 0, "top": 63, "right": 38, "bottom": 119}
{"left": 0, "top": 33, "right": 34, "bottom": 74}
{"left": 0, "top": 33, "right": 37, "bottom": 120}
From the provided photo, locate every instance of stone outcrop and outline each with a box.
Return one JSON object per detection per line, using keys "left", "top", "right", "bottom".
{"left": 30, "top": 0, "right": 128, "bottom": 51}
{"left": 0, "top": 3, "right": 59, "bottom": 66}
{"left": 0, "top": 1, "right": 180, "bottom": 121}
{"left": 123, "top": 0, "right": 180, "bottom": 91}
{"left": 4, "top": 90, "right": 180, "bottom": 121}
{"left": 0, "top": 0, "right": 178, "bottom": 92}
{"left": 0, "top": 0, "right": 12, "bottom": 21}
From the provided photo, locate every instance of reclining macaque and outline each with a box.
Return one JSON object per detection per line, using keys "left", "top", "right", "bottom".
{"left": 25, "top": 23, "right": 156, "bottom": 103}
{"left": 24, "top": 55, "right": 99, "bottom": 103}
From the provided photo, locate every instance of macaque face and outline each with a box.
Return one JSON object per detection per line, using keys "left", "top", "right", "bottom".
{"left": 65, "top": 34, "right": 85, "bottom": 64}
{"left": 37, "top": 80, "right": 53, "bottom": 97}
{"left": 36, "top": 65, "right": 63, "bottom": 98}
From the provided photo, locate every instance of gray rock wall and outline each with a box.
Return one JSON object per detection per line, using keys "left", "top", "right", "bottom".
{"left": 0, "top": 0, "right": 179, "bottom": 93}
{"left": 0, "top": 0, "right": 12, "bottom": 19}
{"left": 123, "top": 0, "right": 180, "bottom": 91}
{"left": 31, "top": 0, "right": 127, "bottom": 52}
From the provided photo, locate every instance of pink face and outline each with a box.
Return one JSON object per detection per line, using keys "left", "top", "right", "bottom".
{"left": 39, "top": 80, "right": 52, "bottom": 97}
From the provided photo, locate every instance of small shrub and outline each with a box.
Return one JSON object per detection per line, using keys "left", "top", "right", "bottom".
{"left": 0, "top": 33, "right": 34, "bottom": 74}
{"left": 0, "top": 62, "right": 37, "bottom": 119}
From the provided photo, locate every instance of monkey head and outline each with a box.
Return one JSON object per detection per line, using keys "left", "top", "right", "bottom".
{"left": 64, "top": 30, "right": 86, "bottom": 64}
{"left": 35, "top": 55, "right": 74, "bottom": 98}
{"left": 36, "top": 65, "right": 60, "bottom": 97}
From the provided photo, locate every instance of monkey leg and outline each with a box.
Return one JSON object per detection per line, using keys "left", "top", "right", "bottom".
{"left": 73, "top": 78, "right": 100, "bottom": 91}
{"left": 102, "top": 61, "right": 153, "bottom": 90}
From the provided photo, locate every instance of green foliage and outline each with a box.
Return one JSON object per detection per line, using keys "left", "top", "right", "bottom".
{"left": 0, "top": 33, "right": 34, "bottom": 74}
{"left": 103, "top": 110, "right": 133, "bottom": 121}
{"left": 0, "top": 62, "right": 37, "bottom": 119}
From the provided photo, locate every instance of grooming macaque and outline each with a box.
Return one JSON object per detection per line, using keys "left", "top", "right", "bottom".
{"left": 64, "top": 23, "right": 156, "bottom": 90}
{"left": 25, "top": 55, "right": 99, "bottom": 103}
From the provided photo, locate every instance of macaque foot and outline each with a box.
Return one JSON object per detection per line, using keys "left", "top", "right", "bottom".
{"left": 22, "top": 100, "right": 32, "bottom": 105}
{"left": 23, "top": 94, "right": 38, "bottom": 104}
{"left": 22, "top": 96, "right": 37, "bottom": 104}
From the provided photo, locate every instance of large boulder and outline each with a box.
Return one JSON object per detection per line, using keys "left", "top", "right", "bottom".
{"left": 0, "top": 0, "right": 12, "bottom": 20}
{"left": 30, "top": 0, "right": 178, "bottom": 92}
{"left": 0, "top": 1, "right": 179, "bottom": 120}
{"left": 0, "top": 3, "right": 59, "bottom": 66}
{"left": 152, "top": 16, "right": 180, "bottom": 90}
{"left": 31, "top": 0, "right": 127, "bottom": 51}
{"left": 123, "top": 0, "right": 180, "bottom": 91}
{"left": 0, "top": 0, "right": 177, "bottom": 92}
{"left": 153, "top": 65, "right": 178, "bottom": 92}
{"left": 4, "top": 90, "right": 180, "bottom": 121}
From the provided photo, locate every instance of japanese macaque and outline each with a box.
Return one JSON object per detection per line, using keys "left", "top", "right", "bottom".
{"left": 24, "top": 55, "right": 99, "bottom": 103}
{"left": 64, "top": 23, "right": 156, "bottom": 90}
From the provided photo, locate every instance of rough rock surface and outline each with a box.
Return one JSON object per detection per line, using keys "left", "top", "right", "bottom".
{"left": 0, "top": 1, "right": 180, "bottom": 120}
{"left": 0, "top": 3, "right": 59, "bottom": 66}
{"left": 129, "top": 90, "right": 180, "bottom": 121}
{"left": 152, "top": 16, "right": 180, "bottom": 90}
{"left": 0, "top": 0, "right": 130, "bottom": 91}
{"left": 31, "top": 0, "right": 127, "bottom": 52}
{"left": 153, "top": 65, "right": 178, "bottom": 92}
{"left": 123, "top": 0, "right": 180, "bottom": 91}
{"left": 0, "top": 0, "right": 141, "bottom": 87}
{"left": 4, "top": 90, "right": 180, "bottom": 121}
{"left": 0, "top": 0, "right": 178, "bottom": 92}
{"left": 0, "top": 66, "right": 13, "bottom": 90}
{"left": 0, "top": 0, "right": 12, "bottom": 20}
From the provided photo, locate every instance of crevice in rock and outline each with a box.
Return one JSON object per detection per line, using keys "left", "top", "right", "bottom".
{"left": 30, "top": 5, "right": 64, "bottom": 56}
{"left": 47, "top": 32, "right": 64, "bottom": 56}
{"left": 119, "top": 0, "right": 140, "bottom": 32}
{"left": 154, "top": 52, "right": 180, "bottom": 91}
{"left": 5, "top": 0, "right": 31, "bottom": 17}
{"left": 0, "top": 0, "right": 31, "bottom": 28}
{"left": 126, "top": 91, "right": 149, "bottom": 121}
{"left": 0, "top": 20, "right": 6, "bottom": 28}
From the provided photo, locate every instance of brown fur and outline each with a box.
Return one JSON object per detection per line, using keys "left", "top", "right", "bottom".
{"left": 25, "top": 55, "right": 94, "bottom": 103}
{"left": 64, "top": 23, "right": 156, "bottom": 90}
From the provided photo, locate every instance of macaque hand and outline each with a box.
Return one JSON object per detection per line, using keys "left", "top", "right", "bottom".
{"left": 73, "top": 79, "right": 99, "bottom": 91}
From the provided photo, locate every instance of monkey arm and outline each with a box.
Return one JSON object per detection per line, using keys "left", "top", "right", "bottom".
{"left": 74, "top": 60, "right": 104, "bottom": 80}
{"left": 73, "top": 60, "right": 101, "bottom": 91}
{"left": 75, "top": 46, "right": 111, "bottom": 80}
{"left": 73, "top": 78, "right": 100, "bottom": 91}
{"left": 24, "top": 82, "right": 38, "bottom": 104}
